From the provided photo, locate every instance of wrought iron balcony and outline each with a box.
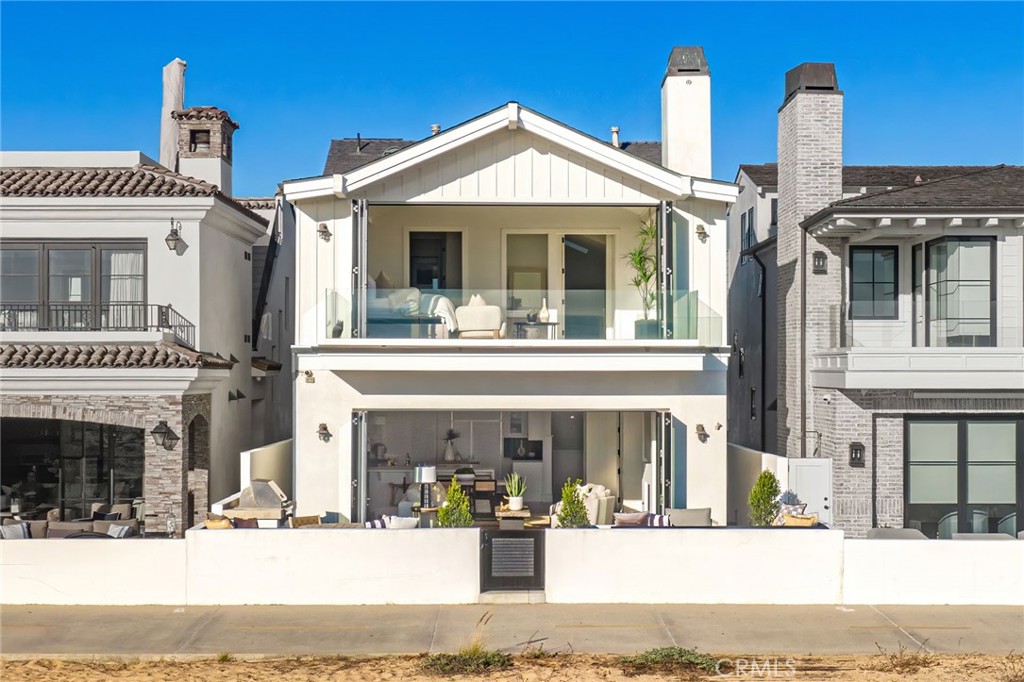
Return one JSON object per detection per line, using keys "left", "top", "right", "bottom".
{"left": 0, "top": 303, "right": 196, "bottom": 349}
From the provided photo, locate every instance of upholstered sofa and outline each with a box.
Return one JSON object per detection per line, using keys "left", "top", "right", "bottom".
{"left": 1, "top": 517, "right": 139, "bottom": 539}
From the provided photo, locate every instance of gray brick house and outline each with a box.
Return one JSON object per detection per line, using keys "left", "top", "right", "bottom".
{"left": 727, "top": 62, "right": 1024, "bottom": 537}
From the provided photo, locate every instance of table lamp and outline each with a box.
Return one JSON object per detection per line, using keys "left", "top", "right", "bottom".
{"left": 414, "top": 465, "right": 437, "bottom": 507}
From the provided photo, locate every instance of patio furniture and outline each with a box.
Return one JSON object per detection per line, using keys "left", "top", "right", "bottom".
{"left": 665, "top": 507, "right": 712, "bottom": 527}
{"left": 495, "top": 507, "right": 532, "bottom": 530}
{"left": 549, "top": 483, "right": 615, "bottom": 527}
{"left": 455, "top": 302, "right": 506, "bottom": 339}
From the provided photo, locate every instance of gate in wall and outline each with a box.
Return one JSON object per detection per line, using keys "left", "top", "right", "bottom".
{"left": 480, "top": 529, "right": 545, "bottom": 591}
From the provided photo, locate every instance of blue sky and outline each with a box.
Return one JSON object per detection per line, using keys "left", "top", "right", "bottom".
{"left": 2, "top": 2, "right": 1022, "bottom": 197}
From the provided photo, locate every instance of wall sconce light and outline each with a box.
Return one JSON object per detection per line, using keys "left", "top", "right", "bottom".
{"left": 849, "top": 442, "right": 865, "bottom": 468}
{"left": 150, "top": 420, "right": 180, "bottom": 450}
{"left": 317, "top": 222, "right": 332, "bottom": 241}
{"left": 317, "top": 423, "right": 332, "bottom": 443}
{"left": 695, "top": 423, "right": 710, "bottom": 443}
{"left": 812, "top": 251, "right": 828, "bottom": 274}
{"left": 165, "top": 219, "right": 182, "bottom": 251}
{"left": 695, "top": 224, "right": 709, "bottom": 243}
{"left": 304, "top": 370, "right": 315, "bottom": 383}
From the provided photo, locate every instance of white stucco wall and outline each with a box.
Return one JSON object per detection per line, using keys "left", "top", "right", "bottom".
{"left": 186, "top": 528, "right": 480, "bottom": 605}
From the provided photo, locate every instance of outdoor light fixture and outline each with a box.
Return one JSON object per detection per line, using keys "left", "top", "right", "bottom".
{"left": 849, "top": 442, "right": 865, "bottom": 468}
{"left": 414, "top": 465, "right": 437, "bottom": 508}
{"left": 695, "top": 224, "right": 709, "bottom": 243}
{"left": 166, "top": 219, "right": 182, "bottom": 251}
{"left": 317, "top": 222, "right": 332, "bottom": 241}
{"left": 317, "top": 423, "right": 332, "bottom": 442}
{"left": 812, "top": 251, "right": 828, "bottom": 274}
{"left": 695, "top": 423, "right": 710, "bottom": 443}
{"left": 150, "top": 420, "right": 180, "bottom": 450}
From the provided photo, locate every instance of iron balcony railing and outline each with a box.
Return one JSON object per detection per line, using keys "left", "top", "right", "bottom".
{"left": 0, "top": 303, "right": 196, "bottom": 349}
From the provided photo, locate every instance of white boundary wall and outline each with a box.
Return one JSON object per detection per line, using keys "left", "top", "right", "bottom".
{"left": 2, "top": 530, "right": 1023, "bottom": 606}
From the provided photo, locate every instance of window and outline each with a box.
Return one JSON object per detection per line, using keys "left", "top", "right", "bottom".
{"left": 0, "top": 242, "right": 145, "bottom": 330}
{"left": 926, "top": 237, "right": 994, "bottom": 347}
{"left": 849, "top": 246, "right": 897, "bottom": 319}
{"left": 906, "top": 417, "right": 1021, "bottom": 538}
{"left": 740, "top": 212, "right": 750, "bottom": 264}
{"left": 770, "top": 198, "right": 778, "bottom": 231}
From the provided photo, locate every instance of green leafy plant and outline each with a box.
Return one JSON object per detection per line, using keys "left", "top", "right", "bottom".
{"left": 618, "top": 647, "right": 720, "bottom": 675}
{"left": 623, "top": 210, "right": 658, "bottom": 321}
{"left": 437, "top": 480, "right": 473, "bottom": 527}
{"left": 555, "top": 478, "right": 590, "bottom": 528}
{"left": 442, "top": 428, "right": 460, "bottom": 444}
{"left": 504, "top": 472, "right": 527, "bottom": 497}
{"left": 748, "top": 469, "right": 781, "bottom": 526}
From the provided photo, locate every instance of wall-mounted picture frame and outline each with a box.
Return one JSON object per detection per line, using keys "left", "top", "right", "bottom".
{"left": 507, "top": 411, "right": 525, "bottom": 436}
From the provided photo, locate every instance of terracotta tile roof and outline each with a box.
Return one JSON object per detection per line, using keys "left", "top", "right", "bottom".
{"left": 235, "top": 197, "right": 276, "bottom": 211}
{"left": 171, "top": 106, "right": 239, "bottom": 129}
{"left": 0, "top": 164, "right": 268, "bottom": 226}
{"left": 737, "top": 163, "right": 995, "bottom": 189}
{"left": 0, "top": 342, "right": 233, "bottom": 370}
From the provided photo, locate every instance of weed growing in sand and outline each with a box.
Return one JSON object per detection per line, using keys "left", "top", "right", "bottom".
{"left": 216, "top": 653, "right": 234, "bottom": 663}
{"left": 422, "top": 641, "right": 513, "bottom": 675}
{"left": 1002, "top": 651, "right": 1024, "bottom": 682}
{"left": 618, "top": 647, "right": 719, "bottom": 676}
{"left": 872, "top": 641, "right": 935, "bottom": 674}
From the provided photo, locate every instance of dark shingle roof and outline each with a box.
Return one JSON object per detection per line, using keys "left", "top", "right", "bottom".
{"left": 324, "top": 138, "right": 418, "bottom": 175}
{"left": 619, "top": 141, "right": 662, "bottom": 166}
{"left": 0, "top": 164, "right": 268, "bottom": 226}
{"left": 738, "top": 163, "right": 995, "bottom": 189}
{"left": 0, "top": 342, "right": 233, "bottom": 370}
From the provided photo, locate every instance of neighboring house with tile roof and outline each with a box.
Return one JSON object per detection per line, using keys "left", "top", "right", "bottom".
{"left": 726, "top": 62, "right": 1024, "bottom": 540}
{"left": 282, "top": 46, "right": 740, "bottom": 526}
{"left": 0, "top": 102, "right": 290, "bottom": 534}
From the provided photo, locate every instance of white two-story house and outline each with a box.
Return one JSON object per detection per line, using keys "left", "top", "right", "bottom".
{"left": 283, "top": 47, "right": 737, "bottom": 524}
{"left": 0, "top": 81, "right": 292, "bottom": 534}
{"left": 728, "top": 61, "right": 1024, "bottom": 537}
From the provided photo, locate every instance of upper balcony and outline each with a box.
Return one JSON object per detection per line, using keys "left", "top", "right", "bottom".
{"left": 0, "top": 303, "right": 196, "bottom": 349}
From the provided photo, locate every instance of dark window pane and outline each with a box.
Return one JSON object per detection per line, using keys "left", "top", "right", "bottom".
{"left": 1, "top": 250, "right": 39, "bottom": 275}
{"left": 876, "top": 249, "right": 896, "bottom": 282}
{"left": 851, "top": 250, "right": 874, "bottom": 283}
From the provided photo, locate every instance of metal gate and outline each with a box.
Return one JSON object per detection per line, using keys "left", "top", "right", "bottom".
{"left": 480, "top": 529, "right": 544, "bottom": 591}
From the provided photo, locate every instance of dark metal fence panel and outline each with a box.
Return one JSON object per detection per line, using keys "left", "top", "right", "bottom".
{"left": 480, "top": 529, "right": 544, "bottom": 591}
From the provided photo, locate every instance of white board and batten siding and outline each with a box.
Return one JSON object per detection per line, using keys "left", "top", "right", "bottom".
{"left": 352, "top": 129, "right": 667, "bottom": 205}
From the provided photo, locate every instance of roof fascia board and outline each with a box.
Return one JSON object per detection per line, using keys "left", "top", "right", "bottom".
{"left": 689, "top": 178, "right": 739, "bottom": 203}
{"left": 0, "top": 367, "right": 201, "bottom": 394}
{"left": 281, "top": 176, "right": 335, "bottom": 202}
{"left": 803, "top": 209, "right": 1024, "bottom": 231}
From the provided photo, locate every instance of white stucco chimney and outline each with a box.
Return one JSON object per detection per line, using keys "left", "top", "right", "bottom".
{"left": 172, "top": 107, "right": 238, "bottom": 195}
{"left": 660, "top": 46, "right": 711, "bottom": 178}
{"left": 159, "top": 58, "right": 187, "bottom": 171}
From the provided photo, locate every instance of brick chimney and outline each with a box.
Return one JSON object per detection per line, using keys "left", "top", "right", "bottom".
{"left": 172, "top": 106, "right": 238, "bottom": 195}
{"left": 660, "top": 46, "right": 711, "bottom": 178}
{"left": 776, "top": 62, "right": 843, "bottom": 457}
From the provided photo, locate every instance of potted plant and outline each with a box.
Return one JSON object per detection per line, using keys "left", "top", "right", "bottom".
{"left": 748, "top": 469, "right": 781, "bottom": 526}
{"left": 437, "top": 481, "right": 473, "bottom": 527}
{"left": 454, "top": 466, "right": 476, "bottom": 485}
{"left": 555, "top": 478, "right": 590, "bottom": 528}
{"left": 624, "top": 210, "right": 659, "bottom": 339}
{"left": 525, "top": 309, "right": 539, "bottom": 323}
{"left": 442, "top": 428, "right": 461, "bottom": 462}
{"left": 504, "top": 472, "right": 527, "bottom": 511}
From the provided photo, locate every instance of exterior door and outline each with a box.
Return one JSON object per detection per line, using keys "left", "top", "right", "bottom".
{"left": 656, "top": 201, "right": 674, "bottom": 339}
{"left": 351, "top": 410, "right": 368, "bottom": 523}
{"left": 350, "top": 199, "right": 368, "bottom": 338}
{"left": 562, "top": 235, "right": 607, "bottom": 339}
{"left": 653, "top": 411, "right": 672, "bottom": 512}
{"left": 788, "top": 458, "right": 833, "bottom": 525}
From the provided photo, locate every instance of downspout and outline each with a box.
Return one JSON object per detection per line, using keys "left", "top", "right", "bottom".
{"left": 751, "top": 249, "right": 768, "bottom": 451}
{"left": 800, "top": 227, "right": 807, "bottom": 458}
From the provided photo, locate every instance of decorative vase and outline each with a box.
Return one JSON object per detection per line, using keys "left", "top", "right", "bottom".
{"left": 443, "top": 441, "right": 456, "bottom": 462}
{"left": 516, "top": 442, "right": 526, "bottom": 458}
{"left": 509, "top": 496, "right": 525, "bottom": 511}
{"left": 539, "top": 298, "right": 550, "bottom": 323}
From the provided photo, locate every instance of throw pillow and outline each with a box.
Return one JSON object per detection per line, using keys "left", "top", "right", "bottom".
{"left": 92, "top": 511, "right": 121, "bottom": 521}
{"left": 205, "top": 514, "right": 233, "bottom": 530}
{"left": 383, "top": 515, "right": 420, "bottom": 530}
{"left": 666, "top": 507, "right": 712, "bottom": 527}
{"left": 365, "top": 519, "right": 386, "bottom": 529}
{"left": 367, "top": 274, "right": 377, "bottom": 298}
{"left": 773, "top": 503, "right": 807, "bottom": 526}
{"left": 647, "top": 514, "right": 671, "bottom": 527}
{"left": 613, "top": 511, "right": 650, "bottom": 526}
{"left": 106, "top": 523, "right": 132, "bottom": 538}
{"left": 468, "top": 293, "right": 486, "bottom": 307}
{"left": 375, "top": 270, "right": 394, "bottom": 290}
{"left": 233, "top": 517, "right": 259, "bottom": 529}
{"left": 0, "top": 522, "right": 29, "bottom": 540}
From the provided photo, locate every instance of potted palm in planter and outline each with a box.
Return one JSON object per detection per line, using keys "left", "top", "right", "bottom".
{"left": 624, "top": 210, "right": 659, "bottom": 339}
{"left": 504, "top": 472, "right": 527, "bottom": 511}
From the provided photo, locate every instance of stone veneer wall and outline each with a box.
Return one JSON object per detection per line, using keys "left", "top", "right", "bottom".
{"left": 810, "top": 387, "right": 1024, "bottom": 537}
{"left": 0, "top": 393, "right": 200, "bottom": 537}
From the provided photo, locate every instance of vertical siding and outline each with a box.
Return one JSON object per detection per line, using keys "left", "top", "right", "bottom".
{"left": 1000, "top": 235, "right": 1021, "bottom": 347}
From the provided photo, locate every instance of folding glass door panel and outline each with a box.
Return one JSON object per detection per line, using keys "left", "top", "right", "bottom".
{"left": 562, "top": 235, "right": 607, "bottom": 339}
{"left": 47, "top": 248, "right": 92, "bottom": 329}
{"left": 351, "top": 410, "right": 368, "bottom": 523}
{"left": 926, "top": 238, "right": 994, "bottom": 347}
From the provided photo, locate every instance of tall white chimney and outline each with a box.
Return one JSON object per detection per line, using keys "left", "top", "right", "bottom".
{"left": 660, "top": 46, "right": 711, "bottom": 178}
{"left": 159, "top": 58, "right": 187, "bottom": 171}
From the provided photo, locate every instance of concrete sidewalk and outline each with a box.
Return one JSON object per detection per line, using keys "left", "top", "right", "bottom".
{"left": 1, "top": 604, "right": 1022, "bottom": 658}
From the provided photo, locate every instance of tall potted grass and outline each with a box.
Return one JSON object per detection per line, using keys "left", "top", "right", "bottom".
{"left": 504, "top": 472, "right": 526, "bottom": 511}
{"left": 624, "top": 210, "right": 659, "bottom": 339}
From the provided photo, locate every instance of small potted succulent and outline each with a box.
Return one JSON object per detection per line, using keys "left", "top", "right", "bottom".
{"left": 504, "top": 472, "right": 527, "bottom": 511}
{"left": 526, "top": 309, "right": 539, "bottom": 323}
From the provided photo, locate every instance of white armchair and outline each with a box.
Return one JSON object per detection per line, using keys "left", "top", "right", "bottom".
{"left": 455, "top": 304, "right": 506, "bottom": 339}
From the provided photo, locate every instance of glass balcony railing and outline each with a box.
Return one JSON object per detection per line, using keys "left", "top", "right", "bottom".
{"left": 826, "top": 301, "right": 1013, "bottom": 349}
{"left": 325, "top": 288, "right": 722, "bottom": 345}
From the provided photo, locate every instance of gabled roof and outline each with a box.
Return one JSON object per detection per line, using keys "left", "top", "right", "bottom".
{"left": 801, "top": 165, "right": 1024, "bottom": 228}
{"left": 0, "top": 164, "right": 268, "bottom": 225}
{"left": 324, "top": 138, "right": 417, "bottom": 175}
{"left": 0, "top": 342, "right": 233, "bottom": 370}
{"left": 737, "top": 163, "right": 994, "bottom": 189}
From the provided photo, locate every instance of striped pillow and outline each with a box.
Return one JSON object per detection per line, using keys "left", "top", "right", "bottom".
{"left": 647, "top": 514, "right": 671, "bottom": 527}
{"left": 0, "top": 522, "right": 29, "bottom": 539}
{"left": 364, "top": 519, "right": 386, "bottom": 529}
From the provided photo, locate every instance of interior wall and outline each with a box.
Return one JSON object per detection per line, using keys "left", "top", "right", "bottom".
{"left": 585, "top": 412, "right": 619, "bottom": 498}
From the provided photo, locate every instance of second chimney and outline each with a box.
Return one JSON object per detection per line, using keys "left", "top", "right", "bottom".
{"left": 172, "top": 106, "right": 238, "bottom": 195}
{"left": 660, "top": 46, "right": 711, "bottom": 177}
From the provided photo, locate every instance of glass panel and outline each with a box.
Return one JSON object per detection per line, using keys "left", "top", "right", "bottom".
{"left": 47, "top": 249, "right": 92, "bottom": 302}
{"left": 112, "top": 426, "right": 144, "bottom": 503}
{"left": 850, "top": 249, "right": 874, "bottom": 282}
{"left": 101, "top": 249, "right": 144, "bottom": 303}
{"left": 908, "top": 464, "right": 958, "bottom": 503}
{"left": 850, "top": 283, "right": 874, "bottom": 318}
{"left": 927, "top": 239, "right": 992, "bottom": 348}
{"left": 968, "top": 422, "right": 1017, "bottom": 462}
{"left": 908, "top": 421, "right": 958, "bottom": 462}
{"left": 506, "top": 234, "right": 548, "bottom": 312}
{"left": 875, "top": 248, "right": 896, "bottom": 282}
{"left": 967, "top": 465, "right": 1016, "bottom": 504}
{"left": 0, "top": 249, "right": 39, "bottom": 304}
{"left": 906, "top": 504, "right": 958, "bottom": 539}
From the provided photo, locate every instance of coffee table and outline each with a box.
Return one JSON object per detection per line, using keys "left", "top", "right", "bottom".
{"left": 494, "top": 508, "right": 532, "bottom": 530}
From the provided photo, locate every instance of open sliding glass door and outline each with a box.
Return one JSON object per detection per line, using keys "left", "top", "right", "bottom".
{"left": 649, "top": 411, "right": 673, "bottom": 513}
{"left": 350, "top": 199, "right": 368, "bottom": 338}
{"left": 656, "top": 201, "right": 674, "bottom": 340}
{"left": 351, "top": 410, "right": 368, "bottom": 522}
